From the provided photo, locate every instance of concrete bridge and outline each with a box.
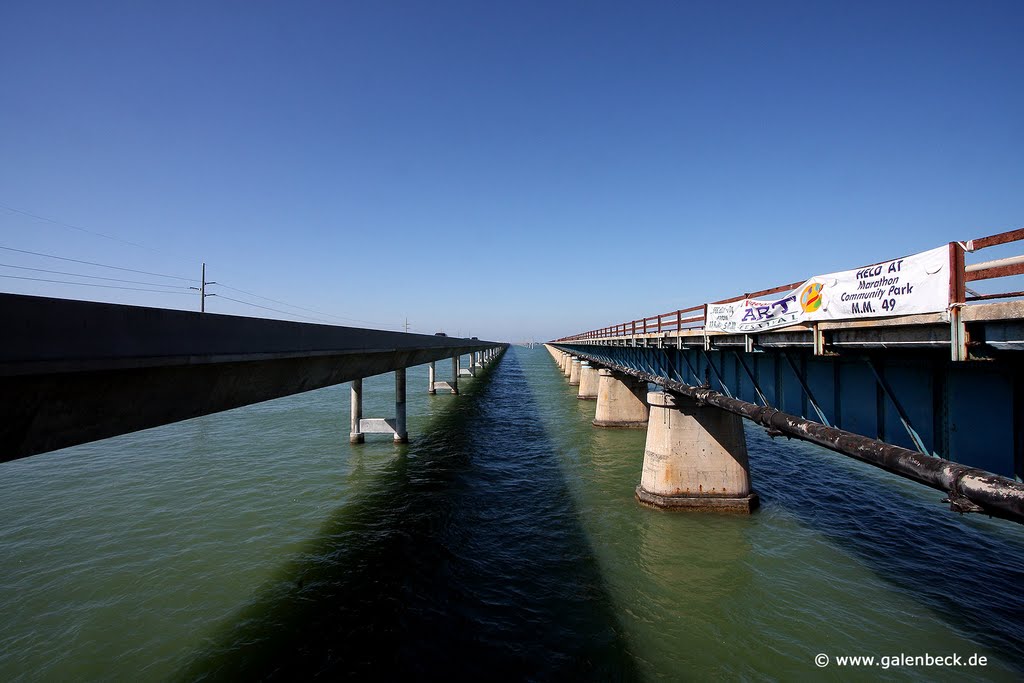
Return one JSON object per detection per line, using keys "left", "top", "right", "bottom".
{"left": 549, "top": 228, "right": 1024, "bottom": 524}
{"left": 0, "top": 293, "right": 506, "bottom": 462}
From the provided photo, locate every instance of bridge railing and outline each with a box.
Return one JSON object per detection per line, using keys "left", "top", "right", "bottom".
{"left": 961, "top": 227, "right": 1024, "bottom": 302}
{"left": 557, "top": 226, "right": 1024, "bottom": 343}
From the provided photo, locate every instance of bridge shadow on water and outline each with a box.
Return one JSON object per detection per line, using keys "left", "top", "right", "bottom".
{"left": 748, "top": 426, "right": 1024, "bottom": 669}
{"left": 178, "top": 353, "right": 639, "bottom": 681}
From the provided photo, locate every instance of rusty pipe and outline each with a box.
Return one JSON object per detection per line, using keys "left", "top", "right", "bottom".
{"left": 560, "top": 347, "right": 1024, "bottom": 525}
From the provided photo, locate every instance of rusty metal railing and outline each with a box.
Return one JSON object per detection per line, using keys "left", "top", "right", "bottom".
{"left": 554, "top": 226, "right": 1024, "bottom": 343}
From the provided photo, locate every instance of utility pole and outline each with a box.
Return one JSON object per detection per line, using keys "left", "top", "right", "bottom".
{"left": 404, "top": 317, "right": 409, "bottom": 333}
{"left": 189, "top": 262, "right": 217, "bottom": 313}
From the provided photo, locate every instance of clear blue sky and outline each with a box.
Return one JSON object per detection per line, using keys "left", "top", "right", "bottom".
{"left": 1, "top": 1, "right": 1021, "bottom": 341}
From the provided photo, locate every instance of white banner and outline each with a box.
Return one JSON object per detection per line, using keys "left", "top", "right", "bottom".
{"left": 705, "top": 245, "right": 950, "bottom": 333}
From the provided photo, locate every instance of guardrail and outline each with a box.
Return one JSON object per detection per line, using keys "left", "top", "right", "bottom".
{"left": 554, "top": 227, "right": 1024, "bottom": 344}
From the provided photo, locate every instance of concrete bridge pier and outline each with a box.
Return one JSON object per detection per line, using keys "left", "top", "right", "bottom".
{"left": 348, "top": 369, "right": 408, "bottom": 443}
{"left": 393, "top": 369, "right": 408, "bottom": 443}
{"left": 563, "top": 355, "right": 574, "bottom": 378}
{"left": 429, "top": 356, "right": 459, "bottom": 394}
{"left": 636, "top": 392, "right": 757, "bottom": 513}
{"left": 428, "top": 361, "right": 436, "bottom": 395}
{"left": 458, "top": 353, "right": 475, "bottom": 378}
{"left": 569, "top": 358, "right": 582, "bottom": 385}
{"left": 577, "top": 362, "right": 599, "bottom": 400}
{"left": 593, "top": 369, "right": 649, "bottom": 428}
{"left": 349, "top": 378, "right": 364, "bottom": 443}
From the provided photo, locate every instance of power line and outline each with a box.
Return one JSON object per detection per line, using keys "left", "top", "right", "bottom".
{"left": 0, "top": 274, "right": 200, "bottom": 295}
{"left": 188, "top": 262, "right": 216, "bottom": 313}
{"left": 0, "top": 201, "right": 171, "bottom": 256}
{"left": 0, "top": 245, "right": 197, "bottom": 282}
{"left": 212, "top": 282, "right": 389, "bottom": 327}
{"left": 0, "top": 262, "right": 192, "bottom": 289}
{"left": 212, "top": 293, "right": 339, "bottom": 324}
{"left": 0, "top": 213, "right": 415, "bottom": 328}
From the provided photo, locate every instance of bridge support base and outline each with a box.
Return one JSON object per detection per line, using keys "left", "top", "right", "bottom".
{"left": 593, "top": 369, "right": 649, "bottom": 428}
{"left": 577, "top": 362, "right": 598, "bottom": 399}
{"left": 462, "top": 353, "right": 476, "bottom": 377}
{"left": 563, "top": 354, "right": 573, "bottom": 377}
{"left": 428, "top": 361, "right": 436, "bottom": 395}
{"left": 394, "top": 368, "right": 407, "bottom": 443}
{"left": 636, "top": 392, "right": 757, "bottom": 513}
{"left": 349, "top": 370, "right": 408, "bottom": 443}
{"left": 349, "top": 378, "right": 364, "bottom": 443}
{"left": 569, "top": 358, "right": 582, "bottom": 385}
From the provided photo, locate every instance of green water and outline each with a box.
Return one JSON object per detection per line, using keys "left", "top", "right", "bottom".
{"left": 0, "top": 347, "right": 1021, "bottom": 680}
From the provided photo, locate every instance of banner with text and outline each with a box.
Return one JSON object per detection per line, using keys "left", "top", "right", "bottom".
{"left": 705, "top": 245, "right": 950, "bottom": 333}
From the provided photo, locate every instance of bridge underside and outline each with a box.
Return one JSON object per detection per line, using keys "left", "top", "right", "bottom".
{"left": 556, "top": 307, "right": 1024, "bottom": 483}
{"left": 558, "top": 344, "right": 1023, "bottom": 483}
{"left": 0, "top": 294, "right": 501, "bottom": 462}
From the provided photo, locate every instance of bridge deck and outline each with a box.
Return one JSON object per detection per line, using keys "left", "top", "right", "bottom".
{"left": 0, "top": 293, "right": 504, "bottom": 462}
{"left": 579, "top": 301, "right": 1024, "bottom": 353}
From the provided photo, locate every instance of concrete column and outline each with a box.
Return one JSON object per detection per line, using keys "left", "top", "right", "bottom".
{"left": 428, "top": 361, "right": 436, "bottom": 395}
{"left": 563, "top": 355, "right": 573, "bottom": 377}
{"left": 394, "top": 368, "right": 408, "bottom": 443}
{"left": 593, "top": 369, "right": 649, "bottom": 428}
{"left": 577, "top": 363, "right": 599, "bottom": 400}
{"left": 569, "top": 358, "right": 582, "bottom": 385}
{"left": 451, "top": 355, "right": 459, "bottom": 395}
{"left": 636, "top": 392, "right": 757, "bottom": 512}
{"left": 349, "top": 378, "right": 364, "bottom": 443}
{"left": 469, "top": 352, "right": 477, "bottom": 377}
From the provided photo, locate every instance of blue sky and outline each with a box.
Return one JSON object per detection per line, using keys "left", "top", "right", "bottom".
{"left": 1, "top": 1, "right": 1021, "bottom": 341}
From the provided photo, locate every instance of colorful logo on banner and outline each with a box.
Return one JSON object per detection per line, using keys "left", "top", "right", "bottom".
{"left": 800, "top": 282, "right": 824, "bottom": 313}
{"left": 704, "top": 245, "right": 951, "bottom": 333}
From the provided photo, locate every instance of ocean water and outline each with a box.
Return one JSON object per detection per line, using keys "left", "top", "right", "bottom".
{"left": 0, "top": 346, "right": 1021, "bottom": 681}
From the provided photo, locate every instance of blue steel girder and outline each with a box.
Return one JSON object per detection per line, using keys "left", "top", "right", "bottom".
{"left": 782, "top": 352, "right": 832, "bottom": 428}
{"left": 558, "top": 342, "right": 1023, "bottom": 483}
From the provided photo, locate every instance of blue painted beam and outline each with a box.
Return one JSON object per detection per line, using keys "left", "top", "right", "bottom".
{"left": 554, "top": 342, "right": 1024, "bottom": 523}
{"left": 557, "top": 342, "right": 1020, "bottom": 479}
